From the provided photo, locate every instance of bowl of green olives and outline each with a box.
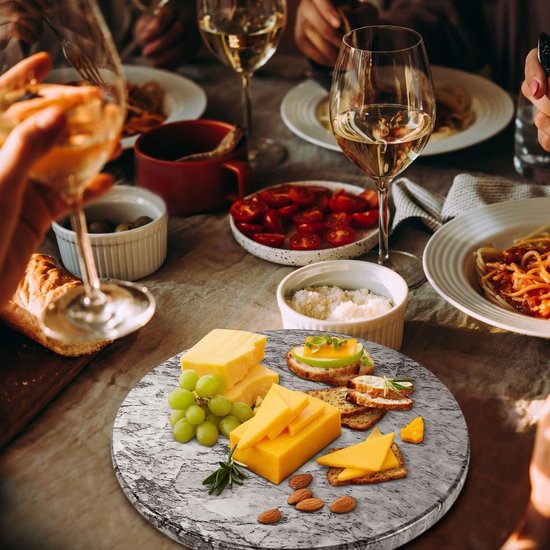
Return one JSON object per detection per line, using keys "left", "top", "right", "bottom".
{"left": 52, "top": 185, "right": 168, "bottom": 281}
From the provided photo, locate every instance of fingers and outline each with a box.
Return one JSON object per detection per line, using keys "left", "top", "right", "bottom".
{"left": 534, "top": 110, "right": 550, "bottom": 152}
{"left": 524, "top": 48, "right": 549, "bottom": 99}
{"left": 530, "top": 395, "right": 550, "bottom": 517}
{"left": 0, "top": 50, "right": 51, "bottom": 88}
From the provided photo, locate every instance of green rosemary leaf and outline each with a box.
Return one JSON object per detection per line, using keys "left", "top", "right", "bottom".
{"left": 203, "top": 445, "right": 249, "bottom": 496}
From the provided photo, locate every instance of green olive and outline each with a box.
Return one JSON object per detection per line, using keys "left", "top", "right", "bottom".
{"left": 114, "top": 222, "right": 135, "bottom": 232}
{"left": 134, "top": 215, "right": 153, "bottom": 228}
{"left": 88, "top": 221, "right": 112, "bottom": 234}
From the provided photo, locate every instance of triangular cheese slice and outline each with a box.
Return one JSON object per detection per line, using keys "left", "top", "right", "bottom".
{"left": 267, "top": 385, "right": 310, "bottom": 440}
{"left": 288, "top": 397, "right": 325, "bottom": 437}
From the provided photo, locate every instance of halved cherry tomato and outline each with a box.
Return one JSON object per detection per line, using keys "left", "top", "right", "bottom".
{"left": 292, "top": 208, "right": 324, "bottom": 225}
{"left": 289, "top": 186, "right": 316, "bottom": 206}
{"left": 263, "top": 209, "right": 285, "bottom": 233}
{"left": 230, "top": 198, "right": 267, "bottom": 222}
{"left": 334, "top": 193, "right": 368, "bottom": 213}
{"left": 307, "top": 185, "right": 333, "bottom": 196}
{"left": 351, "top": 210, "right": 379, "bottom": 229}
{"left": 289, "top": 232, "right": 322, "bottom": 250}
{"left": 236, "top": 222, "right": 264, "bottom": 238}
{"left": 359, "top": 189, "right": 379, "bottom": 210}
{"left": 277, "top": 203, "right": 300, "bottom": 219}
{"left": 326, "top": 225, "right": 357, "bottom": 247}
{"left": 252, "top": 232, "right": 286, "bottom": 248}
{"left": 325, "top": 211, "right": 353, "bottom": 227}
{"left": 259, "top": 187, "right": 291, "bottom": 208}
{"left": 314, "top": 193, "right": 329, "bottom": 212}
{"left": 296, "top": 221, "right": 325, "bottom": 234}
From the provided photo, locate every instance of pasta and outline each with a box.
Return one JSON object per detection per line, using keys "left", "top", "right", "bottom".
{"left": 123, "top": 80, "right": 167, "bottom": 137}
{"left": 432, "top": 84, "right": 476, "bottom": 139}
{"left": 475, "top": 227, "right": 550, "bottom": 319}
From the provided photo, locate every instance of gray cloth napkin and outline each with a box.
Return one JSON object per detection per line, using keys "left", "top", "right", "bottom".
{"left": 391, "top": 173, "right": 550, "bottom": 232}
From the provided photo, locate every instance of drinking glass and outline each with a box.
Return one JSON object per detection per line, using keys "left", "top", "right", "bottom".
{"left": 0, "top": 0, "right": 155, "bottom": 343}
{"left": 197, "top": 0, "right": 287, "bottom": 169}
{"left": 330, "top": 26, "right": 435, "bottom": 288}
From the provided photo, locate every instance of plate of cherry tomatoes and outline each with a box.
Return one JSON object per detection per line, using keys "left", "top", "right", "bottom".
{"left": 228, "top": 181, "right": 380, "bottom": 266}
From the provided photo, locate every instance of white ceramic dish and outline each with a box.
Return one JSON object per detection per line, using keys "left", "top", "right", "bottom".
{"left": 276, "top": 260, "right": 409, "bottom": 350}
{"left": 52, "top": 186, "right": 168, "bottom": 281}
{"left": 280, "top": 66, "right": 514, "bottom": 156}
{"left": 229, "top": 180, "right": 379, "bottom": 266}
{"left": 423, "top": 197, "right": 550, "bottom": 337}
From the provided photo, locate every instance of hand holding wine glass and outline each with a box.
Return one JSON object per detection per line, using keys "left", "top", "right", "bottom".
{"left": 329, "top": 25, "right": 435, "bottom": 288}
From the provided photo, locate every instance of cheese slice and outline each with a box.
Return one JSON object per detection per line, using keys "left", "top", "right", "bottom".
{"left": 302, "top": 337, "right": 357, "bottom": 359}
{"left": 267, "top": 385, "right": 310, "bottom": 440}
{"left": 316, "top": 432, "right": 395, "bottom": 471}
{"left": 288, "top": 396, "right": 325, "bottom": 437}
{"left": 221, "top": 364, "right": 279, "bottom": 406}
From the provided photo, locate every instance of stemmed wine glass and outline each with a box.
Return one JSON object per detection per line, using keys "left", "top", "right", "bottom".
{"left": 0, "top": 0, "right": 155, "bottom": 343}
{"left": 197, "top": 0, "right": 287, "bottom": 169}
{"left": 330, "top": 26, "right": 436, "bottom": 288}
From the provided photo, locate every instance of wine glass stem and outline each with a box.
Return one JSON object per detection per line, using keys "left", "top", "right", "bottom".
{"left": 376, "top": 178, "right": 392, "bottom": 264}
{"left": 240, "top": 72, "right": 252, "bottom": 151}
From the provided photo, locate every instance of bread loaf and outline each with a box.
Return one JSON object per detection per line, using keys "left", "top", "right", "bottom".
{"left": 0, "top": 253, "right": 110, "bottom": 357}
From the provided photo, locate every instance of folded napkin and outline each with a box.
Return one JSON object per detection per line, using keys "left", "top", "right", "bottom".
{"left": 392, "top": 173, "right": 550, "bottom": 232}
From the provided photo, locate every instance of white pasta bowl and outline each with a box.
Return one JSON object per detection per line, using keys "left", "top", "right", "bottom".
{"left": 52, "top": 186, "right": 168, "bottom": 281}
{"left": 276, "top": 260, "right": 409, "bottom": 350}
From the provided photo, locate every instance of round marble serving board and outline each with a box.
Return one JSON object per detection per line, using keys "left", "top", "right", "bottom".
{"left": 112, "top": 330, "right": 469, "bottom": 550}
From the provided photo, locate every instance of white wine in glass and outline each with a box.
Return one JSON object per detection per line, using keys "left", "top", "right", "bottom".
{"left": 197, "top": 0, "right": 287, "bottom": 169}
{"left": 330, "top": 25, "right": 435, "bottom": 288}
{"left": 0, "top": 0, "right": 156, "bottom": 343}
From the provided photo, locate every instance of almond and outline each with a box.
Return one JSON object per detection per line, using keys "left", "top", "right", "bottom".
{"left": 289, "top": 473, "right": 313, "bottom": 490}
{"left": 257, "top": 508, "right": 282, "bottom": 524}
{"left": 330, "top": 495, "right": 356, "bottom": 514}
{"left": 287, "top": 488, "right": 313, "bottom": 505}
{"left": 295, "top": 497, "right": 324, "bottom": 512}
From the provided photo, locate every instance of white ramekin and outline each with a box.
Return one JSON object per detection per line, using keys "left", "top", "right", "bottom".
{"left": 52, "top": 186, "right": 168, "bottom": 281}
{"left": 276, "top": 260, "right": 409, "bottom": 350}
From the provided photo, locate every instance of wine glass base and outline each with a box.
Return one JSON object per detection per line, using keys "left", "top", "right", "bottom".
{"left": 362, "top": 250, "right": 426, "bottom": 289}
{"left": 249, "top": 138, "right": 287, "bottom": 170}
{"left": 41, "top": 280, "right": 156, "bottom": 344}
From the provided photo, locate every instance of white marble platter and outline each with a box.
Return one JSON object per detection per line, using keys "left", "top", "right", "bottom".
{"left": 112, "top": 330, "right": 469, "bottom": 549}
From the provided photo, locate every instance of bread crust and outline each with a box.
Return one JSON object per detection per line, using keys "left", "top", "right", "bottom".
{"left": 346, "top": 389, "right": 413, "bottom": 411}
{"left": 0, "top": 254, "right": 110, "bottom": 357}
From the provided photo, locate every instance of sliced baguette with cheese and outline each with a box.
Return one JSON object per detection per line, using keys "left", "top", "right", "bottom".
{"left": 346, "top": 390, "right": 413, "bottom": 411}
{"left": 347, "top": 375, "right": 414, "bottom": 399}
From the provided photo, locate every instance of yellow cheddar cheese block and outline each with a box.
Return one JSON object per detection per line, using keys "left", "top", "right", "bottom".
{"left": 237, "top": 386, "right": 293, "bottom": 451}
{"left": 267, "top": 385, "right": 310, "bottom": 440}
{"left": 316, "top": 432, "right": 395, "bottom": 471}
{"left": 180, "top": 329, "right": 266, "bottom": 389}
{"left": 288, "top": 396, "right": 325, "bottom": 437}
{"left": 230, "top": 401, "right": 341, "bottom": 484}
{"left": 302, "top": 337, "right": 357, "bottom": 359}
{"left": 221, "top": 364, "right": 279, "bottom": 406}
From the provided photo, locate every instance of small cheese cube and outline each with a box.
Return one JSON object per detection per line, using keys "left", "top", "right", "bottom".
{"left": 401, "top": 416, "right": 424, "bottom": 443}
{"left": 221, "top": 364, "right": 279, "bottom": 406}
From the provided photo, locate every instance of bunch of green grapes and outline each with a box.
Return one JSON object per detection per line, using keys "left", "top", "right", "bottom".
{"left": 167, "top": 369, "right": 254, "bottom": 447}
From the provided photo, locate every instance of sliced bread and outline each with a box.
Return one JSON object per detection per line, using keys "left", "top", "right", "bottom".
{"left": 341, "top": 408, "right": 386, "bottom": 430}
{"left": 346, "top": 390, "right": 413, "bottom": 411}
{"left": 347, "top": 375, "right": 414, "bottom": 399}
{"left": 307, "top": 387, "right": 370, "bottom": 418}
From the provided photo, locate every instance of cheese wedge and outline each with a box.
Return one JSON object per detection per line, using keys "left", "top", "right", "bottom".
{"left": 267, "top": 385, "right": 309, "bottom": 440}
{"left": 288, "top": 396, "right": 325, "bottom": 437}
{"left": 221, "top": 364, "right": 279, "bottom": 405}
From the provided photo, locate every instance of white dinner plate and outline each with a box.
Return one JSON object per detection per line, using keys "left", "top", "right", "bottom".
{"left": 122, "top": 65, "right": 207, "bottom": 149}
{"left": 280, "top": 66, "right": 514, "bottom": 156}
{"left": 423, "top": 197, "right": 550, "bottom": 337}
{"left": 229, "top": 181, "right": 379, "bottom": 266}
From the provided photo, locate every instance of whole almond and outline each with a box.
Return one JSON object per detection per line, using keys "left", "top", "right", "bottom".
{"left": 289, "top": 473, "right": 313, "bottom": 490}
{"left": 257, "top": 508, "right": 282, "bottom": 524}
{"left": 330, "top": 496, "right": 356, "bottom": 514}
{"left": 295, "top": 497, "right": 325, "bottom": 512}
{"left": 287, "top": 488, "right": 313, "bottom": 505}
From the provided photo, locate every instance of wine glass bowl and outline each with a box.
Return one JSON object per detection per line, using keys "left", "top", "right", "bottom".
{"left": 329, "top": 25, "right": 435, "bottom": 288}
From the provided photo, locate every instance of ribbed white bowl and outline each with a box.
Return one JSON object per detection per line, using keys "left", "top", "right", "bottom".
{"left": 52, "top": 186, "right": 167, "bottom": 281}
{"left": 276, "top": 260, "right": 408, "bottom": 350}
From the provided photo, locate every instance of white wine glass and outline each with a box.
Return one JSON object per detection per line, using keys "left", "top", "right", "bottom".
{"left": 330, "top": 25, "right": 435, "bottom": 288}
{"left": 0, "top": 0, "right": 155, "bottom": 343}
{"left": 197, "top": 0, "right": 287, "bottom": 169}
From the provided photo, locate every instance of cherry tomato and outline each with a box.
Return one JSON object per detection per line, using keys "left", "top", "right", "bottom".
{"left": 307, "top": 185, "right": 333, "bottom": 197}
{"left": 359, "top": 189, "right": 379, "bottom": 210}
{"left": 252, "top": 232, "right": 286, "bottom": 248}
{"left": 263, "top": 209, "right": 285, "bottom": 233}
{"left": 230, "top": 198, "right": 267, "bottom": 222}
{"left": 259, "top": 187, "right": 291, "bottom": 208}
{"left": 292, "top": 208, "right": 324, "bottom": 225}
{"left": 326, "top": 225, "right": 357, "bottom": 247}
{"left": 314, "top": 193, "right": 329, "bottom": 212}
{"left": 351, "top": 210, "right": 379, "bottom": 229}
{"left": 277, "top": 203, "right": 300, "bottom": 219}
{"left": 334, "top": 193, "right": 368, "bottom": 213}
{"left": 325, "top": 212, "right": 353, "bottom": 228}
{"left": 289, "top": 186, "right": 316, "bottom": 206}
{"left": 290, "top": 232, "right": 322, "bottom": 251}
{"left": 236, "top": 222, "right": 264, "bottom": 238}
{"left": 296, "top": 222, "right": 325, "bottom": 234}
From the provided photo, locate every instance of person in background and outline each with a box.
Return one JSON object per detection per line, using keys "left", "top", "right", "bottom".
{"left": 294, "top": 0, "right": 550, "bottom": 92}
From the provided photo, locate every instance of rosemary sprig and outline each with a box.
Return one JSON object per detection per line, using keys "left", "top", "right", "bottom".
{"left": 202, "top": 445, "right": 248, "bottom": 496}
{"left": 382, "top": 376, "right": 415, "bottom": 398}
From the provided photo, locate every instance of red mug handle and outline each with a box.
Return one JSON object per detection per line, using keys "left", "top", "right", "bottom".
{"left": 222, "top": 160, "right": 252, "bottom": 203}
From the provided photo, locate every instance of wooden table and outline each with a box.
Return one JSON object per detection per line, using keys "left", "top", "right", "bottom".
{"left": 1, "top": 54, "right": 548, "bottom": 550}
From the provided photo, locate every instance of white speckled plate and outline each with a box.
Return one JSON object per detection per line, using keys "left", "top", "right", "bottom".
{"left": 423, "top": 197, "right": 550, "bottom": 337}
{"left": 112, "top": 329, "right": 469, "bottom": 550}
{"left": 280, "top": 66, "right": 514, "bottom": 156}
{"left": 229, "top": 181, "right": 379, "bottom": 266}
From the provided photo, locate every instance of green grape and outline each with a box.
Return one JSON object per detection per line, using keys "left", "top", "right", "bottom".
{"left": 219, "top": 415, "right": 241, "bottom": 438}
{"left": 208, "top": 394, "right": 232, "bottom": 417}
{"left": 206, "top": 412, "right": 221, "bottom": 427}
{"left": 195, "top": 374, "right": 221, "bottom": 398}
{"left": 186, "top": 404, "right": 206, "bottom": 425}
{"left": 179, "top": 369, "right": 199, "bottom": 391}
{"left": 167, "top": 388, "right": 196, "bottom": 410}
{"left": 231, "top": 401, "right": 254, "bottom": 423}
{"left": 196, "top": 421, "right": 219, "bottom": 446}
{"left": 169, "top": 409, "right": 187, "bottom": 427}
{"left": 173, "top": 418, "right": 196, "bottom": 443}
{"left": 209, "top": 373, "right": 225, "bottom": 392}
